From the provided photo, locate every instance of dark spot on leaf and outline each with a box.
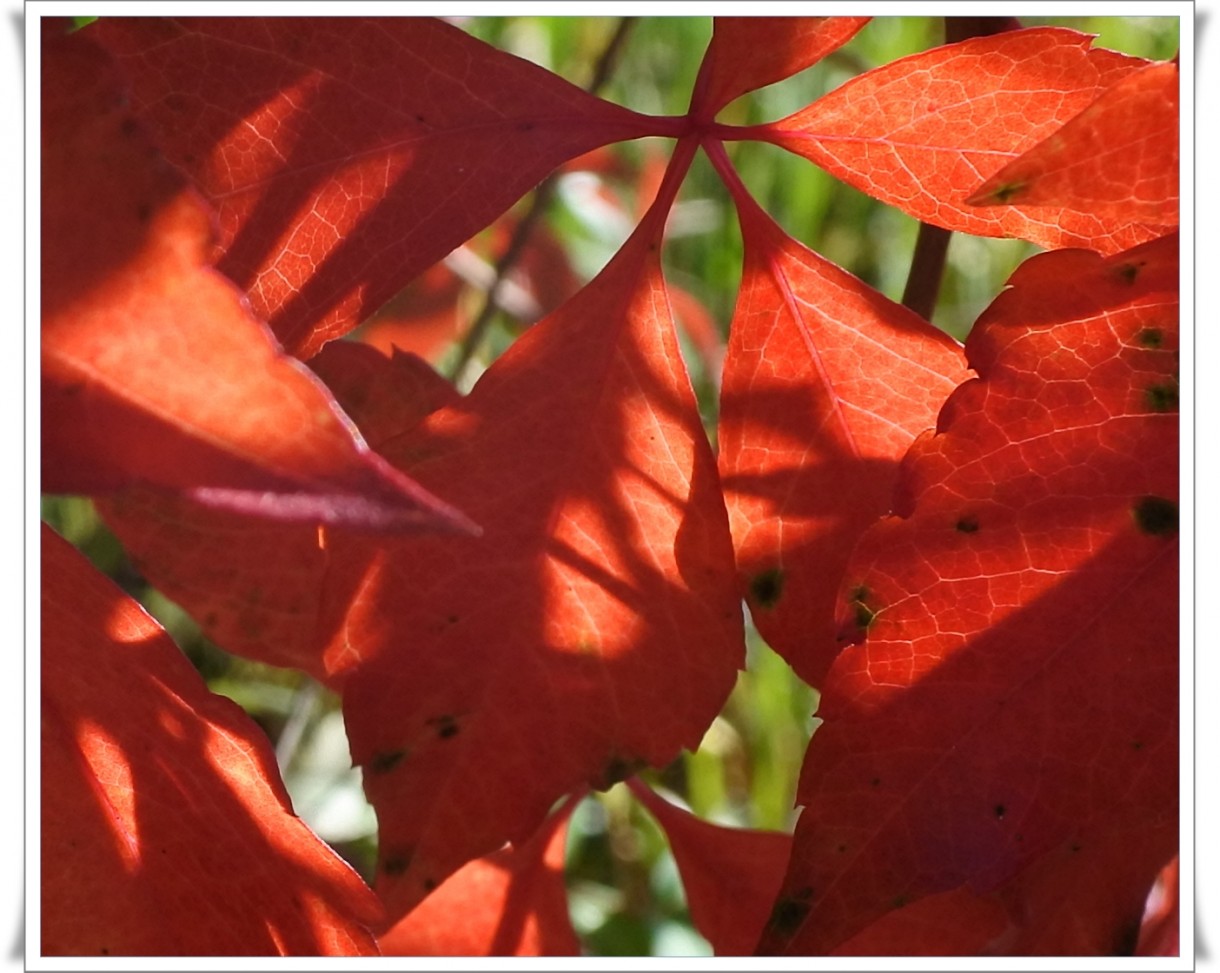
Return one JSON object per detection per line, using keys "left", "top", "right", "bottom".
{"left": 100, "top": 947, "right": 110, "bottom": 955}
{"left": 427, "top": 715, "right": 459, "bottom": 740}
{"left": 870, "top": 777, "right": 881, "bottom": 787}
{"left": 136, "top": 202, "right": 152, "bottom": 223}
{"left": 1145, "top": 380, "right": 1178, "bottom": 412}
{"left": 892, "top": 895, "right": 908, "bottom": 908}
{"left": 1132, "top": 740, "right": 1144, "bottom": 750}
{"left": 1132, "top": 496, "right": 1178, "bottom": 536}
{"left": 994, "top": 804, "right": 1006, "bottom": 819}
{"left": 1071, "top": 842, "right": 1083, "bottom": 853}
{"left": 765, "top": 886, "right": 814, "bottom": 937}
{"left": 955, "top": 515, "right": 980, "bottom": 533}
{"left": 518, "top": 121, "right": 534, "bottom": 132}
{"left": 382, "top": 850, "right": 412, "bottom": 876}
{"left": 368, "top": 749, "right": 406, "bottom": 774}
{"left": 183, "top": 152, "right": 196, "bottom": 164}
{"left": 850, "top": 586, "right": 876, "bottom": 631}
{"left": 447, "top": 614, "right": 459, "bottom": 624}
{"left": 1115, "top": 260, "right": 1146, "bottom": 284}
{"left": 1136, "top": 327, "right": 1164, "bottom": 348}
{"left": 119, "top": 117, "right": 139, "bottom": 139}
{"left": 749, "top": 568, "right": 785, "bottom": 609}
{"left": 836, "top": 843, "right": 848, "bottom": 853}
{"left": 422, "top": 877, "right": 438, "bottom": 892}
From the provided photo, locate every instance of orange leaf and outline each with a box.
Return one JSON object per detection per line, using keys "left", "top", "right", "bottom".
{"left": 41, "top": 523, "right": 382, "bottom": 956}
{"left": 41, "top": 19, "right": 469, "bottom": 535}
{"left": 333, "top": 143, "right": 743, "bottom": 918}
{"left": 92, "top": 17, "right": 672, "bottom": 357}
{"left": 757, "top": 28, "right": 1169, "bottom": 253}
{"left": 712, "top": 145, "right": 968, "bottom": 686}
{"left": 378, "top": 797, "right": 579, "bottom": 956}
{"left": 94, "top": 344, "right": 459, "bottom": 684}
{"left": 692, "top": 17, "right": 870, "bottom": 119}
{"left": 757, "top": 234, "right": 1179, "bottom": 954}
{"left": 629, "top": 780, "right": 790, "bottom": 956}
{"left": 967, "top": 60, "right": 1179, "bottom": 226}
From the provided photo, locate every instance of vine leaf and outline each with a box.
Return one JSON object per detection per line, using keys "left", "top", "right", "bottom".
{"left": 94, "top": 345, "right": 461, "bottom": 685}
{"left": 691, "top": 16, "right": 870, "bottom": 118}
{"left": 42, "top": 19, "right": 469, "bottom": 535}
{"left": 92, "top": 16, "right": 669, "bottom": 357}
{"left": 756, "top": 28, "right": 1171, "bottom": 253}
{"left": 629, "top": 780, "right": 791, "bottom": 956}
{"left": 340, "top": 148, "right": 742, "bottom": 921}
{"left": 377, "top": 797, "right": 579, "bottom": 956}
{"left": 758, "top": 233, "right": 1179, "bottom": 954}
{"left": 41, "top": 523, "right": 382, "bottom": 956}
{"left": 967, "top": 60, "right": 1179, "bottom": 226}
{"left": 714, "top": 149, "right": 969, "bottom": 687}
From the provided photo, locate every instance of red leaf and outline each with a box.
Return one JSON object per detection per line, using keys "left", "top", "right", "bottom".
{"left": 712, "top": 146, "right": 969, "bottom": 686}
{"left": 629, "top": 780, "right": 790, "bottom": 956}
{"left": 354, "top": 262, "right": 468, "bottom": 364}
{"left": 755, "top": 28, "right": 1169, "bottom": 253}
{"left": 758, "top": 234, "right": 1179, "bottom": 954}
{"left": 307, "top": 342, "right": 462, "bottom": 454}
{"left": 830, "top": 885, "right": 1009, "bottom": 955}
{"left": 41, "top": 523, "right": 382, "bottom": 956}
{"left": 967, "top": 60, "right": 1179, "bottom": 226}
{"left": 94, "top": 344, "right": 459, "bottom": 684}
{"left": 92, "top": 17, "right": 670, "bottom": 357}
{"left": 333, "top": 143, "right": 742, "bottom": 919}
{"left": 41, "top": 20, "right": 469, "bottom": 535}
{"left": 692, "top": 17, "right": 870, "bottom": 119}
{"left": 377, "top": 797, "right": 579, "bottom": 956}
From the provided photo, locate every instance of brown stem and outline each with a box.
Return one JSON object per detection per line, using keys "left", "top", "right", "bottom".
{"left": 901, "top": 16, "right": 1022, "bottom": 323}
{"left": 448, "top": 17, "right": 637, "bottom": 384}
{"left": 901, "top": 222, "right": 953, "bottom": 322}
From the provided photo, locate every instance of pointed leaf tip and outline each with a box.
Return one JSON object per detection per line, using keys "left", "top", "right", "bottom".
{"left": 41, "top": 22, "right": 471, "bottom": 536}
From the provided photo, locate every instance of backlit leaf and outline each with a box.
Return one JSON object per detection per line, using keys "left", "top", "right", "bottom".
{"left": 42, "top": 19, "right": 469, "bottom": 534}
{"left": 337, "top": 143, "right": 743, "bottom": 919}
{"left": 713, "top": 146, "right": 968, "bottom": 687}
{"left": 755, "top": 28, "right": 1169, "bottom": 253}
{"left": 692, "top": 17, "right": 870, "bottom": 119}
{"left": 41, "top": 523, "right": 382, "bottom": 956}
{"left": 377, "top": 797, "right": 579, "bottom": 956}
{"left": 758, "top": 233, "right": 1179, "bottom": 954}
{"left": 629, "top": 779, "right": 790, "bottom": 956}
{"left": 93, "top": 17, "right": 671, "bottom": 357}
{"left": 967, "top": 60, "right": 1179, "bottom": 226}
{"left": 94, "top": 344, "right": 459, "bottom": 684}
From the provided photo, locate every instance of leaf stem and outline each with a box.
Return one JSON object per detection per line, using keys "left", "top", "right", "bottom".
{"left": 448, "top": 17, "right": 637, "bottom": 385}
{"left": 900, "top": 221, "right": 952, "bottom": 322}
